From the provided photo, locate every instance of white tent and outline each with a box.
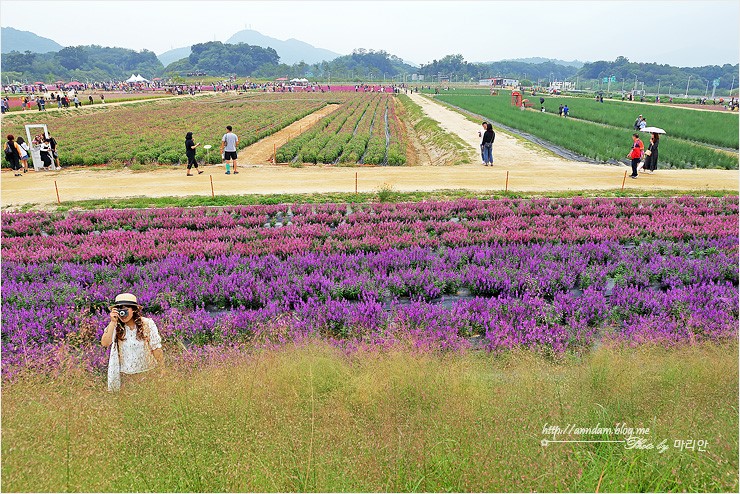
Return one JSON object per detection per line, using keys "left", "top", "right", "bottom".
{"left": 135, "top": 74, "right": 149, "bottom": 82}
{"left": 125, "top": 74, "right": 138, "bottom": 82}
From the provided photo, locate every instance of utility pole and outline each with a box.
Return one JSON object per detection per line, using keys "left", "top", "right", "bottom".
{"left": 657, "top": 79, "right": 661, "bottom": 97}
{"left": 730, "top": 76, "right": 735, "bottom": 96}
{"left": 684, "top": 75, "right": 691, "bottom": 98}
{"left": 705, "top": 79, "right": 709, "bottom": 98}
{"left": 621, "top": 78, "right": 625, "bottom": 93}
{"left": 633, "top": 75, "right": 638, "bottom": 92}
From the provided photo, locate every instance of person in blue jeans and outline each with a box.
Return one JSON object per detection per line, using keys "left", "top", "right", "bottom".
{"left": 480, "top": 122, "right": 495, "bottom": 166}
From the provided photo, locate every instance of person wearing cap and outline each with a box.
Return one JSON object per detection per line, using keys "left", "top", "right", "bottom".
{"left": 101, "top": 293, "right": 163, "bottom": 391}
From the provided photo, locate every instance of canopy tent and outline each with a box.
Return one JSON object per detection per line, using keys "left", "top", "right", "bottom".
{"left": 125, "top": 74, "right": 149, "bottom": 83}
{"left": 290, "top": 78, "right": 309, "bottom": 83}
{"left": 67, "top": 81, "right": 83, "bottom": 86}
{"left": 275, "top": 77, "right": 288, "bottom": 81}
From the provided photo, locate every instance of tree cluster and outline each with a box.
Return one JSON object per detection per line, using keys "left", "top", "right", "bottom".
{"left": 418, "top": 54, "right": 578, "bottom": 82}
{"left": 163, "top": 42, "right": 279, "bottom": 76}
{"left": 576, "top": 56, "right": 739, "bottom": 91}
{"left": 2, "top": 45, "right": 162, "bottom": 82}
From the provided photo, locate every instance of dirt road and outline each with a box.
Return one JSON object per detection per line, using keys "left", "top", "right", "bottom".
{"left": 1, "top": 97, "right": 737, "bottom": 208}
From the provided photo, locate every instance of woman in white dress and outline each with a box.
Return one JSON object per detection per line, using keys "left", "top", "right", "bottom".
{"left": 101, "top": 293, "right": 164, "bottom": 391}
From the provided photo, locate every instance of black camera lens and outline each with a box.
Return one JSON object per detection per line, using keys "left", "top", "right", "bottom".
{"left": 117, "top": 308, "right": 129, "bottom": 317}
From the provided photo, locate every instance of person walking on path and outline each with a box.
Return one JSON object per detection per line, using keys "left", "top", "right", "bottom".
{"left": 643, "top": 134, "right": 660, "bottom": 174}
{"left": 633, "top": 114, "right": 643, "bottom": 131}
{"left": 101, "top": 292, "right": 164, "bottom": 391}
{"left": 627, "top": 133, "right": 644, "bottom": 179}
{"left": 17, "top": 136, "right": 30, "bottom": 173}
{"left": 4, "top": 135, "right": 24, "bottom": 176}
{"left": 480, "top": 122, "right": 495, "bottom": 166}
{"left": 185, "top": 131, "right": 203, "bottom": 176}
{"left": 220, "top": 125, "right": 239, "bottom": 174}
{"left": 563, "top": 104, "right": 569, "bottom": 118}
{"left": 558, "top": 104, "right": 564, "bottom": 117}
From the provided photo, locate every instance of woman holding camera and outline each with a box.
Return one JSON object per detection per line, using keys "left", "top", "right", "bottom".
{"left": 101, "top": 293, "right": 163, "bottom": 391}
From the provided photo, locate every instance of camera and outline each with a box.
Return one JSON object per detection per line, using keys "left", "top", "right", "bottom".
{"left": 116, "top": 308, "right": 129, "bottom": 318}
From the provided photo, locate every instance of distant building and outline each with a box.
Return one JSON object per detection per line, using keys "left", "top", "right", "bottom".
{"left": 479, "top": 77, "right": 520, "bottom": 87}
{"left": 549, "top": 81, "right": 575, "bottom": 91}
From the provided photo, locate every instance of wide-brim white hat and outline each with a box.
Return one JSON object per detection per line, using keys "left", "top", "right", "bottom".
{"left": 112, "top": 292, "right": 140, "bottom": 307}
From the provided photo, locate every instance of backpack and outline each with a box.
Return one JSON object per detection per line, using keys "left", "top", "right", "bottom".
{"left": 4, "top": 142, "right": 18, "bottom": 160}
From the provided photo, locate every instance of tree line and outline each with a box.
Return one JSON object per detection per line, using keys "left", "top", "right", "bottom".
{"left": 2, "top": 43, "right": 737, "bottom": 94}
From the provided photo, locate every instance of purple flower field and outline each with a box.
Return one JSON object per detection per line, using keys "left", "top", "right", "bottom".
{"left": 1, "top": 196, "right": 737, "bottom": 379}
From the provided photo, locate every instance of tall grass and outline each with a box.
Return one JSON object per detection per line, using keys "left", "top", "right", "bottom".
{"left": 2, "top": 341, "right": 737, "bottom": 492}
{"left": 436, "top": 94, "right": 739, "bottom": 170}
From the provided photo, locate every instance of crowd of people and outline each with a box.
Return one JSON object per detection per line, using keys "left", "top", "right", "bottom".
{"left": 4, "top": 132, "right": 60, "bottom": 175}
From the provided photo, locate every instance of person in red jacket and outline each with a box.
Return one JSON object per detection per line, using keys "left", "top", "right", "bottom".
{"left": 627, "top": 133, "right": 644, "bottom": 179}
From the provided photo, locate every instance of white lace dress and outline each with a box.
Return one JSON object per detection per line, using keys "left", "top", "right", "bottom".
{"left": 119, "top": 317, "right": 162, "bottom": 374}
{"left": 108, "top": 317, "right": 162, "bottom": 390}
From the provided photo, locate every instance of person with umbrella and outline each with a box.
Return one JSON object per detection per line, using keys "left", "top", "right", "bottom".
{"left": 641, "top": 127, "right": 665, "bottom": 174}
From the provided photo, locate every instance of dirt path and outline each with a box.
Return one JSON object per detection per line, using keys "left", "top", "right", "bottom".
{"left": 1, "top": 95, "right": 737, "bottom": 208}
{"left": 239, "top": 104, "right": 340, "bottom": 164}
{"left": 1, "top": 92, "right": 209, "bottom": 116}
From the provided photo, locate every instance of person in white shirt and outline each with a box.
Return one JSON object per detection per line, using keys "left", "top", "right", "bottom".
{"left": 101, "top": 293, "right": 164, "bottom": 391}
{"left": 220, "top": 125, "right": 239, "bottom": 175}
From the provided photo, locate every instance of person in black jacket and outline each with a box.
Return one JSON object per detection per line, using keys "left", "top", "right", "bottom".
{"left": 480, "top": 122, "right": 495, "bottom": 166}
{"left": 185, "top": 131, "right": 202, "bottom": 176}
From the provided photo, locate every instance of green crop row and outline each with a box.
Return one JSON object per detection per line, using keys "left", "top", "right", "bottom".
{"left": 362, "top": 101, "right": 388, "bottom": 165}
{"left": 276, "top": 94, "right": 410, "bottom": 166}
{"left": 436, "top": 94, "right": 738, "bottom": 170}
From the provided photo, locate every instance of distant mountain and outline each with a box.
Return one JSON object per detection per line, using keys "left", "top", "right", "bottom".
{"left": 498, "top": 57, "right": 586, "bottom": 68}
{"left": 158, "top": 46, "right": 194, "bottom": 67}
{"left": 1, "top": 27, "right": 63, "bottom": 53}
{"left": 158, "top": 29, "right": 342, "bottom": 67}
{"left": 227, "top": 29, "right": 342, "bottom": 65}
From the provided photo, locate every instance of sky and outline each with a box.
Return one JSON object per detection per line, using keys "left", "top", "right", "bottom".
{"left": 1, "top": 0, "right": 739, "bottom": 67}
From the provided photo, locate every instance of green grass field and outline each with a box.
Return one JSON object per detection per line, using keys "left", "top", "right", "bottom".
{"left": 2, "top": 341, "right": 737, "bottom": 492}
{"left": 435, "top": 93, "right": 738, "bottom": 170}
{"left": 534, "top": 95, "right": 739, "bottom": 149}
